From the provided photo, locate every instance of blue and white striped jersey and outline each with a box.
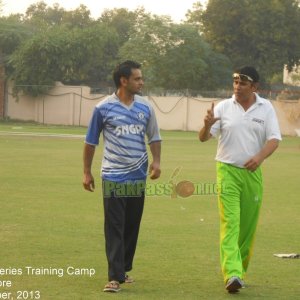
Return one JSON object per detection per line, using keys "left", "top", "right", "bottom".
{"left": 85, "top": 93, "right": 161, "bottom": 182}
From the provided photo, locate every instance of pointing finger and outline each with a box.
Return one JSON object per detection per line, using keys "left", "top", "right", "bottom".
{"left": 211, "top": 102, "right": 215, "bottom": 116}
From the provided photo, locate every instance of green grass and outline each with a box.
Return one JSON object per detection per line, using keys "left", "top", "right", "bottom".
{"left": 0, "top": 121, "right": 299, "bottom": 299}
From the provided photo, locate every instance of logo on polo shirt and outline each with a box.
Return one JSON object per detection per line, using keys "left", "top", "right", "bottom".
{"left": 137, "top": 112, "right": 145, "bottom": 120}
{"left": 113, "top": 115, "right": 126, "bottom": 120}
{"left": 252, "top": 118, "right": 264, "bottom": 125}
{"left": 114, "top": 124, "right": 145, "bottom": 136}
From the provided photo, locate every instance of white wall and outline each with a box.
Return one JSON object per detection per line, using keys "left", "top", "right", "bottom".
{"left": 6, "top": 81, "right": 300, "bottom": 136}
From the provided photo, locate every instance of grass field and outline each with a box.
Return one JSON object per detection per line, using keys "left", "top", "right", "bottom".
{"left": 0, "top": 121, "right": 299, "bottom": 300}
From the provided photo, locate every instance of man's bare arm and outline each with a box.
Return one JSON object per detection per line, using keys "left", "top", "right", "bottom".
{"left": 83, "top": 143, "right": 96, "bottom": 192}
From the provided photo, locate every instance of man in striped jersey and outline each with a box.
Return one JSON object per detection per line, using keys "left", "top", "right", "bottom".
{"left": 83, "top": 60, "right": 161, "bottom": 293}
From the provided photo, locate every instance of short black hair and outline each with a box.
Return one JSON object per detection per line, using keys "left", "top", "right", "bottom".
{"left": 234, "top": 66, "right": 259, "bottom": 83}
{"left": 113, "top": 60, "right": 141, "bottom": 88}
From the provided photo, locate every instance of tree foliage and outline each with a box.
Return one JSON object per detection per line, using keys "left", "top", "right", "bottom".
{"left": 99, "top": 7, "right": 145, "bottom": 47}
{"left": 120, "top": 15, "right": 231, "bottom": 90}
{"left": 4, "top": 0, "right": 299, "bottom": 96}
{"left": 9, "top": 24, "right": 119, "bottom": 95}
{"left": 187, "top": 0, "right": 300, "bottom": 82}
{"left": 24, "top": 1, "right": 92, "bottom": 29}
{"left": 0, "top": 17, "right": 32, "bottom": 47}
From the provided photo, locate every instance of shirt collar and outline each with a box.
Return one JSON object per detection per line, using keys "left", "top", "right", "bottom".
{"left": 254, "top": 93, "right": 264, "bottom": 105}
{"left": 112, "top": 92, "right": 136, "bottom": 102}
{"left": 232, "top": 92, "right": 264, "bottom": 105}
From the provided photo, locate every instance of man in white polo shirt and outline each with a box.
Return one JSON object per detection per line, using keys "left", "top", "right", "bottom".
{"left": 199, "top": 66, "right": 281, "bottom": 293}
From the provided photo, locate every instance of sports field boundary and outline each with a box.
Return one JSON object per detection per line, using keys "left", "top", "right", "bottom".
{"left": 0, "top": 131, "right": 85, "bottom": 138}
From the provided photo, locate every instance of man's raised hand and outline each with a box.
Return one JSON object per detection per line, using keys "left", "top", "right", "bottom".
{"left": 204, "top": 102, "right": 220, "bottom": 128}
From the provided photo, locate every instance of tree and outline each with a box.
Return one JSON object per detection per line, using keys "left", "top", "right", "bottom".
{"left": 9, "top": 24, "right": 120, "bottom": 96}
{"left": 119, "top": 14, "right": 178, "bottom": 88}
{"left": 187, "top": 0, "right": 300, "bottom": 82}
{"left": 0, "top": 15, "right": 33, "bottom": 53}
{"left": 24, "top": 1, "right": 92, "bottom": 29}
{"left": 0, "top": 15, "right": 34, "bottom": 75}
{"left": 99, "top": 7, "right": 145, "bottom": 47}
{"left": 3, "top": 2, "right": 236, "bottom": 96}
{"left": 157, "top": 24, "right": 231, "bottom": 90}
{"left": 185, "top": 1, "right": 204, "bottom": 28}
{"left": 62, "top": 4, "right": 92, "bottom": 28}
{"left": 120, "top": 14, "right": 231, "bottom": 90}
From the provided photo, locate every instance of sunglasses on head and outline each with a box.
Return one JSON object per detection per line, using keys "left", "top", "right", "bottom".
{"left": 232, "top": 73, "right": 253, "bottom": 82}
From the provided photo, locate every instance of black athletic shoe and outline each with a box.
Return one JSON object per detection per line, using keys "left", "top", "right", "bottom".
{"left": 225, "top": 276, "right": 243, "bottom": 293}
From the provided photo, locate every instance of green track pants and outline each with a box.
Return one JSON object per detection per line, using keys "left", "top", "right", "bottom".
{"left": 217, "top": 162, "right": 263, "bottom": 282}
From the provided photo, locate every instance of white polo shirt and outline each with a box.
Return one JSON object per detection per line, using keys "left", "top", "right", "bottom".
{"left": 210, "top": 93, "right": 282, "bottom": 168}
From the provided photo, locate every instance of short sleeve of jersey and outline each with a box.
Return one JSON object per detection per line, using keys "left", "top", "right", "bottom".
{"left": 85, "top": 107, "right": 103, "bottom": 145}
{"left": 210, "top": 102, "right": 222, "bottom": 137}
{"left": 265, "top": 104, "right": 282, "bottom": 141}
{"left": 146, "top": 104, "right": 161, "bottom": 144}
